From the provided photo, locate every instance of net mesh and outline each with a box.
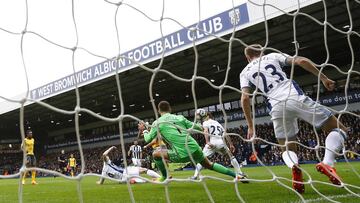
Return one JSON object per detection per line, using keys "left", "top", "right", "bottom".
{"left": 0, "top": 0, "right": 359, "bottom": 202}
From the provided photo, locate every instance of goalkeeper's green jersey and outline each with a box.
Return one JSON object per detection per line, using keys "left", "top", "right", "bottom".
{"left": 144, "top": 113, "right": 202, "bottom": 158}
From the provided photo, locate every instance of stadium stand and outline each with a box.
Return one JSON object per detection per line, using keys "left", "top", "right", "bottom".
{"left": 1, "top": 110, "right": 358, "bottom": 176}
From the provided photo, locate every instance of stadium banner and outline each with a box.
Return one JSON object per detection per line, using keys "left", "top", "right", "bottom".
{"left": 216, "top": 91, "right": 360, "bottom": 123}
{"left": 318, "top": 90, "right": 360, "bottom": 106}
{"left": 30, "top": 4, "right": 250, "bottom": 100}
{"left": 46, "top": 130, "right": 138, "bottom": 149}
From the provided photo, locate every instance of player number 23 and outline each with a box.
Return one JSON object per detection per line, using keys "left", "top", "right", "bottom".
{"left": 252, "top": 64, "right": 284, "bottom": 93}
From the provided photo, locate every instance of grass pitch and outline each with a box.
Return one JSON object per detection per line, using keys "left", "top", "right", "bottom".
{"left": 1, "top": 162, "right": 359, "bottom": 202}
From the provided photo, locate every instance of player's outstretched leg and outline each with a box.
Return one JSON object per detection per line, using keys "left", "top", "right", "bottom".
{"left": 316, "top": 117, "right": 347, "bottom": 185}
{"left": 139, "top": 167, "right": 161, "bottom": 179}
{"left": 191, "top": 145, "right": 212, "bottom": 180}
{"left": 230, "top": 156, "right": 247, "bottom": 178}
{"left": 201, "top": 157, "right": 248, "bottom": 183}
{"left": 316, "top": 116, "right": 347, "bottom": 185}
{"left": 291, "top": 164, "right": 304, "bottom": 194}
{"left": 96, "top": 178, "right": 105, "bottom": 185}
{"left": 201, "top": 158, "right": 234, "bottom": 177}
{"left": 281, "top": 144, "right": 304, "bottom": 194}
{"left": 152, "top": 150, "right": 169, "bottom": 182}
{"left": 191, "top": 163, "right": 203, "bottom": 180}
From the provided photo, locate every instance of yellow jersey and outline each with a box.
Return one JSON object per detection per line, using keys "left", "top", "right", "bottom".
{"left": 69, "top": 158, "right": 76, "bottom": 167}
{"left": 151, "top": 139, "right": 165, "bottom": 149}
{"left": 24, "top": 138, "right": 35, "bottom": 155}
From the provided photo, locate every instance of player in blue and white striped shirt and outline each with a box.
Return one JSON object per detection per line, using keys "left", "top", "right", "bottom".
{"left": 128, "top": 141, "right": 143, "bottom": 166}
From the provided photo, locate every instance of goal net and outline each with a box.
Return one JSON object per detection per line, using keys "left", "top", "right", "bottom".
{"left": 0, "top": 0, "right": 359, "bottom": 202}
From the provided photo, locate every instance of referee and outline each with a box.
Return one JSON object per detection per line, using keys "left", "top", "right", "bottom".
{"left": 128, "top": 140, "right": 142, "bottom": 166}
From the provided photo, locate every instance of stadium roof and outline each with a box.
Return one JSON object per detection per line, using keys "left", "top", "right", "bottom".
{"left": 0, "top": 0, "right": 359, "bottom": 139}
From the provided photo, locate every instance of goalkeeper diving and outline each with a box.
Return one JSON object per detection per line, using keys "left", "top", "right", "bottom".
{"left": 96, "top": 146, "right": 160, "bottom": 184}
{"left": 138, "top": 101, "right": 248, "bottom": 182}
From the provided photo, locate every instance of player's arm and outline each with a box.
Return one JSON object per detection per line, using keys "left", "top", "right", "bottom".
{"left": 203, "top": 127, "right": 215, "bottom": 148}
{"left": 137, "top": 121, "right": 150, "bottom": 141}
{"left": 140, "top": 148, "right": 143, "bottom": 159}
{"left": 127, "top": 146, "right": 131, "bottom": 157}
{"left": 137, "top": 129, "right": 142, "bottom": 139}
{"left": 60, "top": 157, "right": 65, "bottom": 163}
{"left": 241, "top": 87, "right": 254, "bottom": 139}
{"left": 144, "top": 138, "right": 157, "bottom": 149}
{"left": 203, "top": 127, "right": 211, "bottom": 145}
{"left": 139, "top": 122, "right": 158, "bottom": 143}
{"left": 102, "top": 146, "right": 116, "bottom": 162}
{"left": 224, "top": 134, "right": 235, "bottom": 153}
{"left": 183, "top": 116, "right": 203, "bottom": 131}
{"left": 20, "top": 140, "right": 24, "bottom": 151}
{"left": 286, "top": 56, "right": 335, "bottom": 91}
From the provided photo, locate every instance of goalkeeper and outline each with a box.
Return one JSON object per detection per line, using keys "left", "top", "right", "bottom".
{"left": 138, "top": 101, "right": 243, "bottom": 182}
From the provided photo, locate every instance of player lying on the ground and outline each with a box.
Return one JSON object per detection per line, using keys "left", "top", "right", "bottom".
{"left": 240, "top": 44, "right": 348, "bottom": 193}
{"left": 96, "top": 146, "right": 161, "bottom": 184}
{"left": 191, "top": 108, "right": 247, "bottom": 180}
{"left": 138, "top": 100, "right": 248, "bottom": 182}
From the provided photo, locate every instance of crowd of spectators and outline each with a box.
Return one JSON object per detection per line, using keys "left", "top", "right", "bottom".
{"left": 1, "top": 110, "right": 359, "bottom": 176}
{"left": 0, "top": 152, "right": 22, "bottom": 175}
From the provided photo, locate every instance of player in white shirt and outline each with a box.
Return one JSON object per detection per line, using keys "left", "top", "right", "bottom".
{"left": 240, "top": 44, "right": 348, "bottom": 193}
{"left": 128, "top": 141, "right": 143, "bottom": 167}
{"left": 191, "top": 109, "right": 247, "bottom": 181}
{"left": 96, "top": 146, "right": 160, "bottom": 184}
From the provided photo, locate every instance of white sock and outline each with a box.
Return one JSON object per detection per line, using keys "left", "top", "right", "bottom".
{"left": 230, "top": 157, "right": 242, "bottom": 174}
{"left": 242, "top": 160, "right": 247, "bottom": 166}
{"left": 133, "top": 178, "right": 146, "bottom": 183}
{"left": 193, "top": 163, "right": 202, "bottom": 177}
{"left": 323, "top": 129, "right": 345, "bottom": 167}
{"left": 282, "top": 151, "right": 298, "bottom": 168}
{"left": 146, "top": 169, "right": 161, "bottom": 178}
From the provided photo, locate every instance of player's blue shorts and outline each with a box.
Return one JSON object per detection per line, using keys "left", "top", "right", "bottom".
{"left": 26, "top": 155, "right": 36, "bottom": 167}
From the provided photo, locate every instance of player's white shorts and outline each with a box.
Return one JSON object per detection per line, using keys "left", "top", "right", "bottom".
{"left": 123, "top": 167, "right": 140, "bottom": 178}
{"left": 270, "top": 95, "right": 332, "bottom": 139}
{"left": 132, "top": 158, "right": 142, "bottom": 167}
{"left": 123, "top": 166, "right": 145, "bottom": 183}
{"left": 102, "top": 163, "right": 142, "bottom": 182}
{"left": 202, "top": 142, "right": 229, "bottom": 157}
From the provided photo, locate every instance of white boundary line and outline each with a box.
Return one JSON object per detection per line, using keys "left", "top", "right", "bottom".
{"left": 292, "top": 194, "right": 357, "bottom": 203}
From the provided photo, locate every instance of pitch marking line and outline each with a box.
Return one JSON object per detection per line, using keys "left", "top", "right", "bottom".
{"left": 292, "top": 194, "right": 358, "bottom": 203}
